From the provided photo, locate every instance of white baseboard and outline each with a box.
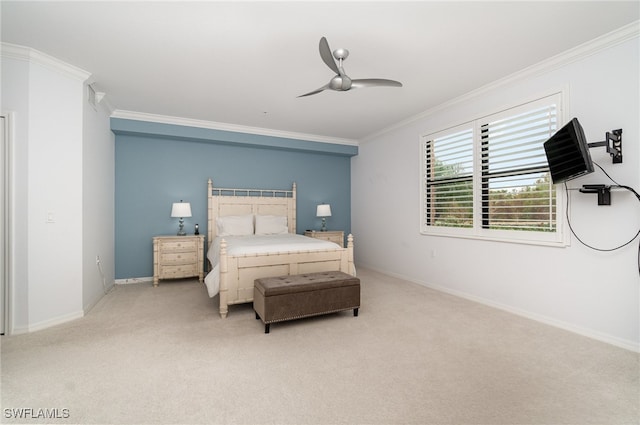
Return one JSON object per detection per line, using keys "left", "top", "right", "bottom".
{"left": 24, "top": 310, "right": 85, "bottom": 334}
{"left": 115, "top": 276, "right": 153, "bottom": 285}
{"left": 10, "top": 324, "right": 29, "bottom": 335}
{"left": 360, "top": 263, "right": 640, "bottom": 353}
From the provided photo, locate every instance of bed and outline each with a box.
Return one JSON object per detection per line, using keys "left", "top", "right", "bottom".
{"left": 204, "top": 179, "right": 355, "bottom": 318}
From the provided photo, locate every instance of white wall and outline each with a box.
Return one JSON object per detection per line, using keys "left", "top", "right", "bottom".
{"left": 1, "top": 44, "right": 113, "bottom": 332}
{"left": 26, "top": 57, "right": 85, "bottom": 328}
{"left": 352, "top": 25, "right": 639, "bottom": 351}
{"left": 82, "top": 86, "right": 115, "bottom": 312}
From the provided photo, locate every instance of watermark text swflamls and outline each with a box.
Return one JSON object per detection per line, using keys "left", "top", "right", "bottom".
{"left": 4, "top": 408, "right": 70, "bottom": 420}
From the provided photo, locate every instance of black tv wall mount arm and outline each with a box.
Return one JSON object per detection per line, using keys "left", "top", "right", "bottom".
{"left": 587, "top": 128, "right": 623, "bottom": 163}
{"left": 580, "top": 128, "right": 622, "bottom": 206}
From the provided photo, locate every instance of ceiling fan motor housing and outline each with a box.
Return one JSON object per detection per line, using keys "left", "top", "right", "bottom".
{"left": 330, "top": 75, "right": 352, "bottom": 91}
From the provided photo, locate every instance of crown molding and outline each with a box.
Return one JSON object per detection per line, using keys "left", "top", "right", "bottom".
{"left": 362, "top": 20, "right": 640, "bottom": 142}
{"left": 1, "top": 42, "right": 91, "bottom": 82}
{"left": 111, "top": 110, "right": 359, "bottom": 147}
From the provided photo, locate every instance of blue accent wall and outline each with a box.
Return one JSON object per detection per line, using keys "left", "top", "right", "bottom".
{"left": 113, "top": 118, "right": 357, "bottom": 279}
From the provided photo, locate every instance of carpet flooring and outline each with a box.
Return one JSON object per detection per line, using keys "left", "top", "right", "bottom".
{"left": 1, "top": 268, "right": 638, "bottom": 424}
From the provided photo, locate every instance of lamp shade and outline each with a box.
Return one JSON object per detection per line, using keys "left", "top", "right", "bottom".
{"left": 316, "top": 204, "right": 332, "bottom": 217}
{"left": 171, "top": 202, "right": 192, "bottom": 218}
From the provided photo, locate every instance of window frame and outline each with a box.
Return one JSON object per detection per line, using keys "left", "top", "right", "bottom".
{"left": 419, "top": 92, "right": 568, "bottom": 246}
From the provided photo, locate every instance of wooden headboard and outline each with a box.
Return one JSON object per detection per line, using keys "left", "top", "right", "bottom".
{"left": 207, "top": 179, "right": 297, "bottom": 242}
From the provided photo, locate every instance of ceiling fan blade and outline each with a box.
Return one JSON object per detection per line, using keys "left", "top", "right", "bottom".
{"left": 351, "top": 79, "right": 403, "bottom": 89}
{"left": 319, "top": 37, "right": 340, "bottom": 75}
{"left": 297, "top": 85, "right": 329, "bottom": 98}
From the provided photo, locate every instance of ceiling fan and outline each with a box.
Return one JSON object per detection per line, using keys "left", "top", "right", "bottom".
{"left": 298, "top": 37, "right": 403, "bottom": 97}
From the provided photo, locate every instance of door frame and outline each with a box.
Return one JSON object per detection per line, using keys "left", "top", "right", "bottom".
{"left": 1, "top": 112, "right": 13, "bottom": 335}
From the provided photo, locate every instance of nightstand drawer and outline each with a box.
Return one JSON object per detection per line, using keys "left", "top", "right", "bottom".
{"left": 160, "top": 240, "right": 197, "bottom": 252}
{"left": 160, "top": 264, "right": 198, "bottom": 279}
{"left": 304, "top": 230, "right": 344, "bottom": 248}
{"left": 160, "top": 252, "right": 197, "bottom": 265}
{"left": 320, "top": 234, "right": 343, "bottom": 245}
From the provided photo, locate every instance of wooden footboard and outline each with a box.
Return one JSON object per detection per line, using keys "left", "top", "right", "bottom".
{"left": 218, "top": 234, "right": 355, "bottom": 318}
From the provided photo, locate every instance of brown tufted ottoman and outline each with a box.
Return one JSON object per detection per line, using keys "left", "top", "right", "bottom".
{"left": 254, "top": 271, "right": 360, "bottom": 333}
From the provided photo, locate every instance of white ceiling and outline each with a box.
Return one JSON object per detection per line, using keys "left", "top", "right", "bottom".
{"left": 2, "top": 1, "right": 639, "bottom": 143}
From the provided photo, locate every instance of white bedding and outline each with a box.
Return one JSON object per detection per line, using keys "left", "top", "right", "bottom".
{"left": 204, "top": 234, "right": 342, "bottom": 297}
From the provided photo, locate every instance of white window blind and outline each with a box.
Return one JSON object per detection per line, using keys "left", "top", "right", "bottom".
{"left": 423, "top": 128, "right": 474, "bottom": 228}
{"left": 421, "top": 93, "right": 563, "bottom": 244}
{"left": 480, "top": 104, "right": 557, "bottom": 231}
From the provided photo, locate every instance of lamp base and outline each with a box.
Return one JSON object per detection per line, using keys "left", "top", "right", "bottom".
{"left": 321, "top": 217, "right": 327, "bottom": 232}
{"left": 177, "top": 219, "right": 186, "bottom": 236}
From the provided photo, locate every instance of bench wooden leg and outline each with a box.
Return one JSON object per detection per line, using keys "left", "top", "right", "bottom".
{"left": 265, "top": 323, "right": 270, "bottom": 334}
{"left": 354, "top": 308, "right": 359, "bottom": 317}
{"left": 255, "top": 312, "right": 259, "bottom": 320}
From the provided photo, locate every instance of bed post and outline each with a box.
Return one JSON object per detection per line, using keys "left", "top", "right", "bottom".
{"left": 207, "top": 178, "right": 214, "bottom": 244}
{"left": 219, "top": 238, "right": 229, "bottom": 318}
{"left": 347, "top": 234, "right": 355, "bottom": 276}
{"left": 291, "top": 182, "right": 297, "bottom": 233}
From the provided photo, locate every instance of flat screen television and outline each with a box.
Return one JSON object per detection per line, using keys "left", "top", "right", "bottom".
{"left": 543, "top": 117, "right": 594, "bottom": 184}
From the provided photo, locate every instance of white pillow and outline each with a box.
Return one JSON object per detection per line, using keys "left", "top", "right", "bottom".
{"left": 216, "top": 214, "right": 254, "bottom": 236}
{"left": 255, "top": 215, "right": 288, "bottom": 235}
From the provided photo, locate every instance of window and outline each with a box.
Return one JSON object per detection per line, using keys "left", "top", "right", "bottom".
{"left": 421, "top": 94, "right": 565, "bottom": 245}
{"left": 423, "top": 127, "right": 474, "bottom": 228}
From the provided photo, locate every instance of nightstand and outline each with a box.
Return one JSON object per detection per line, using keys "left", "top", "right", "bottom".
{"left": 304, "top": 230, "right": 344, "bottom": 248}
{"left": 153, "top": 235, "right": 205, "bottom": 286}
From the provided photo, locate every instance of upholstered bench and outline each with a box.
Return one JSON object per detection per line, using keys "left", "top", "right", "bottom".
{"left": 254, "top": 271, "right": 360, "bottom": 333}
